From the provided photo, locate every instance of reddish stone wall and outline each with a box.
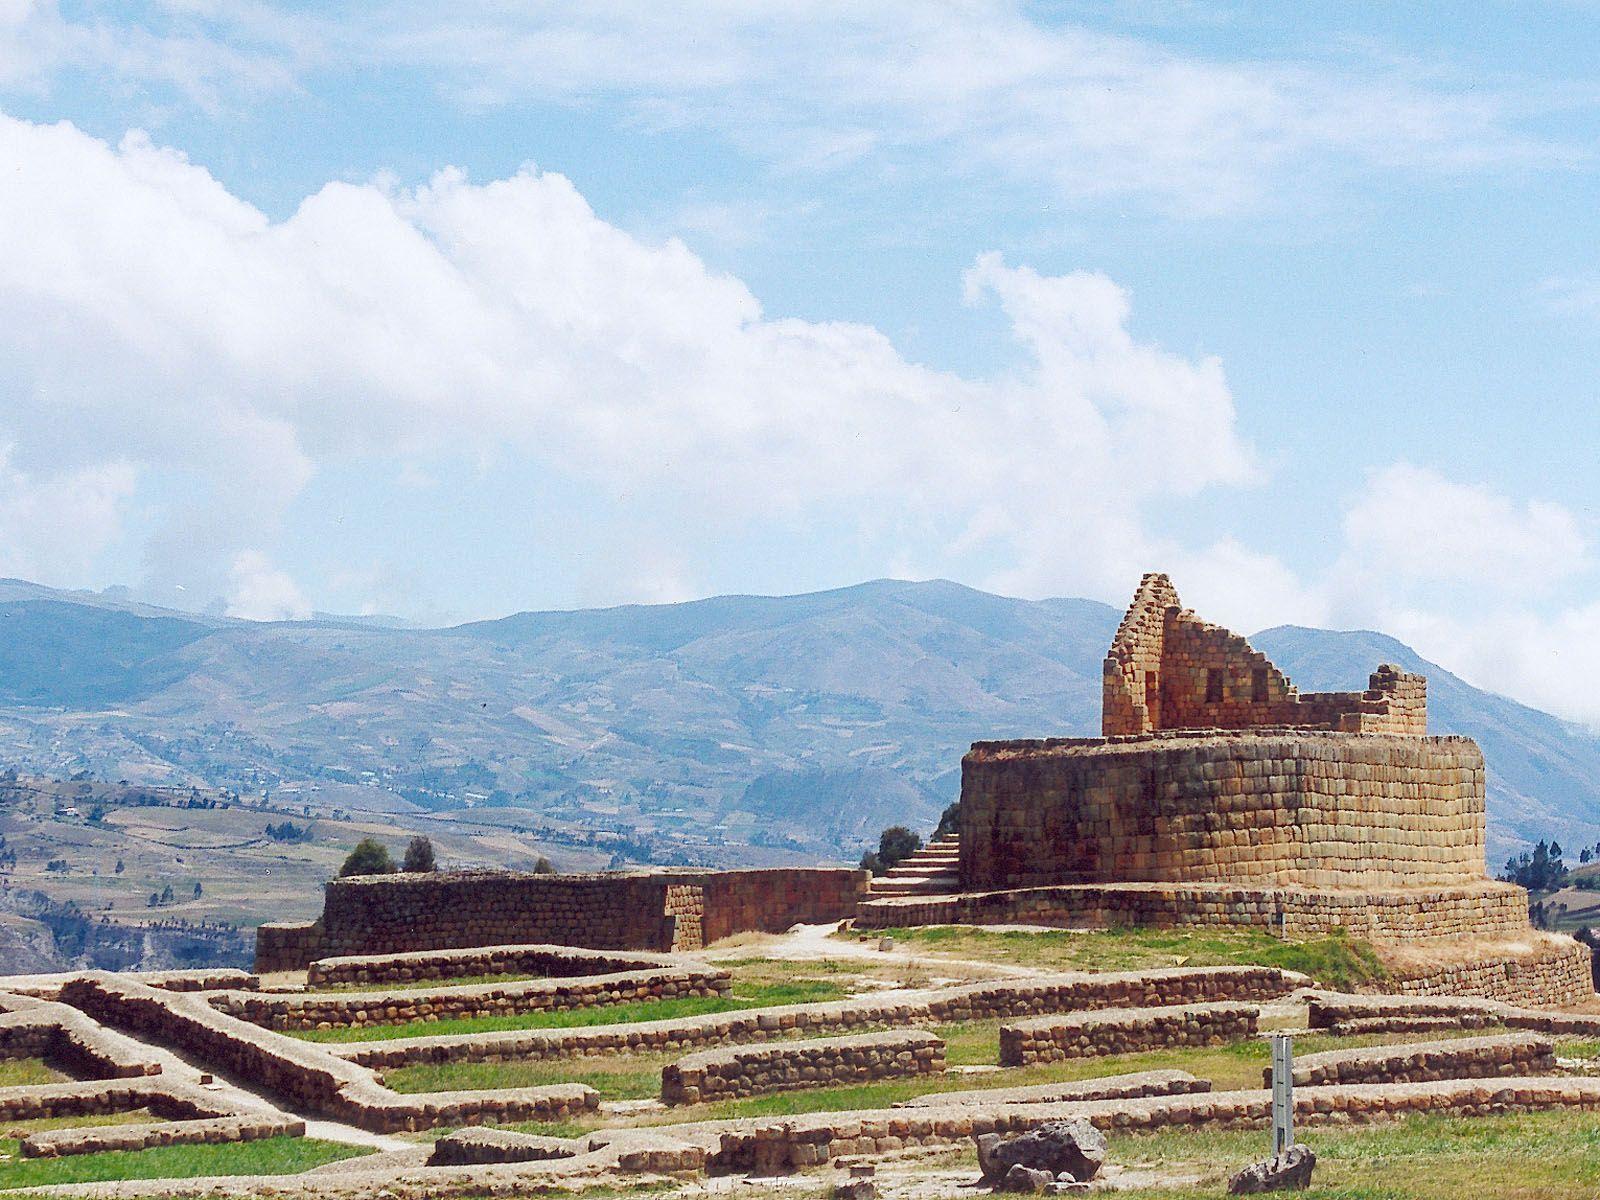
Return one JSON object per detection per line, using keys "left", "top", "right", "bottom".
{"left": 857, "top": 879, "right": 1530, "bottom": 942}
{"left": 959, "top": 732, "right": 1486, "bottom": 890}
{"left": 258, "top": 867, "right": 868, "bottom": 969}
{"left": 1102, "top": 573, "right": 1425, "bottom": 736}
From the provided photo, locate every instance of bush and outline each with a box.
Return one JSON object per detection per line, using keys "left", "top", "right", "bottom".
{"left": 877, "top": 825, "right": 922, "bottom": 870}
{"left": 859, "top": 850, "right": 885, "bottom": 876}
{"left": 402, "top": 836, "right": 436, "bottom": 873}
{"left": 338, "top": 838, "right": 395, "bottom": 877}
{"left": 532, "top": 856, "right": 556, "bottom": 874}
{"left": 934, "top": 800, "right": 960, "bottom": 840}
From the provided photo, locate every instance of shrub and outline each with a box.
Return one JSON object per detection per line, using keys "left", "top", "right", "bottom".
{"left": 402, "top": 836, "right": 436, "bottom": 873}
{"left": 934, "top": 800, "right": 961, "bottom": 840}
{"left": 859, "top": 850, "right": 885, "bottom": 876}
{"left": 877, "top": 825, "right": 922, "bottom": 869}
{"left": 532, "top": 856, "right": 556, "bottom": 874}
{"left": 339, "top": 838, "right": 396, "bottom": 877}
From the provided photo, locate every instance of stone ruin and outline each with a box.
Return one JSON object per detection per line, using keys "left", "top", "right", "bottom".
{"left": 944, "top": 573, "right": 1530, "bottom": 942}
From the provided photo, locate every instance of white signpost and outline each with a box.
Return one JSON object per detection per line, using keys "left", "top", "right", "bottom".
{"left": 1270, "top": 1033, "right": 1294, "bottom": 1156}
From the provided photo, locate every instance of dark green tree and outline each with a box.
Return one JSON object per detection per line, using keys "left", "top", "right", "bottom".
{"left": 877, "top": 826, "right": 922, "bottom": 870}
{"left": 402, "top": 836, "right": 436, "bottom": 873}
{"left": 339, "top": 838, "right": 396, "bottom": 877}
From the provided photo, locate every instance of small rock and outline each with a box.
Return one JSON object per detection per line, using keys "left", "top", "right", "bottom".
{"left": 1044, "top": 1182, "right": 1089, "bottom": 1196}
{"left": 834, "top": 1180, "right": 877, "bottom": 1200}
{"left": 1001, "top": 1164, "right": 1055, "bottom": 1193}
{"left": 1228, "top": 1145, "right": 1316, "bottom": 1194}
{"left": 877, "top": 937, "right": 895, "bottom": 952}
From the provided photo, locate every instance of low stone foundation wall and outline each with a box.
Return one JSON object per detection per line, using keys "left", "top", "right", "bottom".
{"left": 215, "top": 962, "right": 730, "bottom": 1031}
{"left": 336, "top": 965, "right": 1305, "bottom": 1069}
{"left": 0, "top": 995, "right": 163, "bottom": 1079}
{"left": 305, "top": 943, "right": 681, "bottom": 989}
{"left": 21, "top": 1113, "right": 306, "bottom": 1159}
{"left": 1385, "top": 938, "right": 1593, "bottom": 1008}
{"left": 895, "top": 1069, "right": 1211, "bottom": 1108}
{"left": 0, "top": 1078, "right": 235, "bottom": 1124}
{"left": 1307, "top": 990, "right": 1600, "bottom": 1039}
{"left": 1279, "top": 1032, "right": 1555, "bottom": 1088}
{"left": 857, "top": 880, "right": 1529, "bottom": 941}
{"left": 429, "top": 1127, "right": 578, "bottom": 1166}
{"left": 662, "top": 1031, "right": 944, "bottom": 1105}
{"left": 59, "top": 974, "right": 599, "bottom": 1133}
{"left": 998, "top": 1002, "right": 1258, "bottom": 1065}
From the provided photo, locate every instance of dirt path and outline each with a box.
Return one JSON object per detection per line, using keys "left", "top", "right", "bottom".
{"left": 700, "top": 920, "right": 1041, "bottom": 980}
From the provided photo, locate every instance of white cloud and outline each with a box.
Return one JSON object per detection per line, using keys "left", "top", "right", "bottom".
{"left": 1341, "top": 463, "right": 1587, "bottom": 590}
{"left": 0, "top": 447, "right": 134, "bottom": 583}
{"left": 226, "top": 550, "right": 310, "bottom": 622}
{"left": 0, "top": 111, "right": 1254, "bottom": 611}
{"left": 0, "top": 4, "right": 1583, "bottom": 214}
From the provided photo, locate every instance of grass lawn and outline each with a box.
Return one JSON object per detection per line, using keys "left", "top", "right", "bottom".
{"left": 292, "top": 977, "right": 851, "bottom": 1043}
{"left": 1099, "top": 1108, "right": 1600, "bottom": 1199}
{"left": 854, "top": 925, "right": 1388, "bottom": 991}
{"left": 0, "top": 1134, "right": 372, "bottom": 1190}
{"left": 0, "top": 1059, "right": 63, "bottom": 1088}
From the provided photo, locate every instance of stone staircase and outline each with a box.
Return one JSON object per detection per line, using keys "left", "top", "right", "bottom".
{"left": 868, "top": 834, "right": 960, "bottom": 897}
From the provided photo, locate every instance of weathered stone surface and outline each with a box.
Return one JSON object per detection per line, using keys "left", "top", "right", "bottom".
{"left": 1228, "top": 1145, "right": 1315, "bottom": 1193}
{"left": 662, "top": 1030, "right": 944, "bottom": 1104}
{"left": 977, "top": 1120, "right": 1106, "bottom": 1185}
{"left": 260, "top": 867, "right": 868, "bottom": 970}
{"left": 1278, "top": 1032, "right": 1555, "bottom": 1088}
{"left": 1000, "top": 1003, "right": 1257, "bottom": 1066}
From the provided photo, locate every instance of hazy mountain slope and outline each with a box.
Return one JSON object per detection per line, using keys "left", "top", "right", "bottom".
{"left": 0, "top": 579, "right": 1589, "bottom": 858}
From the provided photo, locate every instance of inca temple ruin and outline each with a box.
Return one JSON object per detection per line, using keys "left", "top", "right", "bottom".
{"left": 0, "top": 574, "right": 1597, "bottom": 1196}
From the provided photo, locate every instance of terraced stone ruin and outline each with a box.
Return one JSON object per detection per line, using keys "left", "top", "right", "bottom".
{"left": 0, "top": 574, "right": 1593, "bottom": 1197}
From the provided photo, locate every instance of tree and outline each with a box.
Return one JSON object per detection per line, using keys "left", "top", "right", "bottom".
{"left": 160, "top": 884, "right": 174, "bottom": 904}
{"left": 114, "top": 859, "right": 125, "bottom": 874}
{"left": 532, "top": 856, "right": 556, "bottom": 874}
{"left": 338, "top": 838, "right": 396, "bottom": 877}
{"left": 877, "top": 826, "right": 922, "bottom": 870}
{"left": 402, "top": 836, "right": 436, "bottom": 873}
{"left": 933, "top": 801, "right": 961, "bottom": 841}
{"left": 193, "top": 881, "right": 203, "bottom": 899}
{"left": 859, "top": 850, "right": 885, "bottom": 876}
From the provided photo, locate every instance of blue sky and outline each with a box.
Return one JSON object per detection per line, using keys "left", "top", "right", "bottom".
{"left": 2, "top": 2, "right": 1600, "bottom": 722}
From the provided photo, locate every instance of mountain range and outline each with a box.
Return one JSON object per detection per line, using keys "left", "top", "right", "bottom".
{"left": 0, "top": 576, "right": 1595, "bottom": 863}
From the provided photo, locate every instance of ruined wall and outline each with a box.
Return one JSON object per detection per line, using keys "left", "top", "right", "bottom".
{"left": 959, "top": 732, "right": 1486, "bottom": 890}
{"left": 856, "top": 879, "right": 1531, "bottom": 941}
{"left": 1102, "top": 572, "right": 1425, "bottom": 736}
{"left": 258, "top": 868, "right": 867, "bottom": 970}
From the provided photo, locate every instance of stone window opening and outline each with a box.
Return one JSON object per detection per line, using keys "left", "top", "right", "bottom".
{"left": 1205, "top": 668, "right": 1224, "bottom": 704}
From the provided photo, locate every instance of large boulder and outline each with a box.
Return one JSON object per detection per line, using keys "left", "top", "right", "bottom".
{"left": 975, "top": 1120, "right": 1107, "bottom": 1186}
{"left": 1227, "top": 1145, "right": 1316, "bottom": 1193}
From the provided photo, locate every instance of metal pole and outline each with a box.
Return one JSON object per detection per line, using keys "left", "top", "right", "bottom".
{"left": 1270, "top": 1032, "right": 1294, "bottom": 1155}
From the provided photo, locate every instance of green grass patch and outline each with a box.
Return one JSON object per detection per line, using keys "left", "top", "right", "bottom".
{"left": 0, "top": 1135, "right": 371, "bottom": 1190}
{"left": 856, "top": 925, "right": 1387, "bottom": 990}
{"left": 0, "top": 1059, "right": 62, "bottom": 1089}
{"left": 291, "top": 978, "right": 850, "bottom": 1043}
{"left": 1103, "top": 1108, "right": 1600, "bottom": 1199}
{"left": 385, "top": 1053, "right": 672, "bottom": 1100}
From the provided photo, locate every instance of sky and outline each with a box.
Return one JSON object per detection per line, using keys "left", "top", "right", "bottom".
{"left": 1, "top": 2, "right": 1600, "bottom": 723}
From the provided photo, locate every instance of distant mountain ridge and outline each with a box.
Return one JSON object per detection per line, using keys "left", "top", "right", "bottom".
{"left": 0, "top": 577, "right": 1594, "bottom": 860}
